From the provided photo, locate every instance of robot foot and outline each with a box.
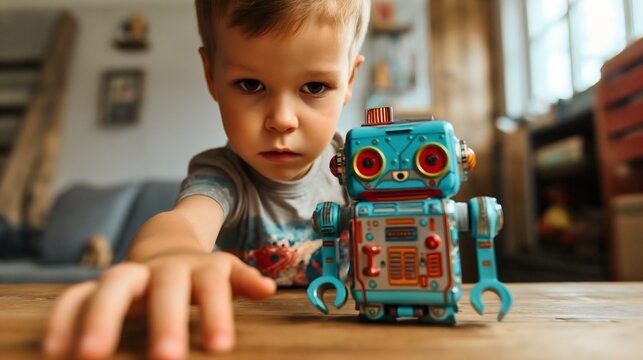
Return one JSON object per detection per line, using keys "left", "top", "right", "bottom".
{"left": 419, "top": 306, "right": 457, "bottom": 325}
{"left": 357, "top": 304, "right": 395, "bottom": 322}
{"left": 357, "top": 304, "right": 456, "bottom": 324}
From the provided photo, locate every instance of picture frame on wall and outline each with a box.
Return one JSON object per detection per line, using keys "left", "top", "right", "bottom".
{"left": 98, "top": 68, "right": 144, "bottom": 126}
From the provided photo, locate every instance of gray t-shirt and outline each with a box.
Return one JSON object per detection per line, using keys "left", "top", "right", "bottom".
{"left": 178, "top": 133, "right": 348, "bottom": 286}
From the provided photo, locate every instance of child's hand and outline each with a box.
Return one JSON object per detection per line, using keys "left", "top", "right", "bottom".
{"left": 43, "top": 251, "right": 276, "bottom": 359}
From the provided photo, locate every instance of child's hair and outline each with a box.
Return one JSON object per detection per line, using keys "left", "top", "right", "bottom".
{"left": 195, "top": 0, "right": 371, "bottom": 60}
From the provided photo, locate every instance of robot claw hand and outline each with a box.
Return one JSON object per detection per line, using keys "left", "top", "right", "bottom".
{"left": 470, "top": 279, "right": 512, "bottom": 321}
{"left": 307, "top": 276, "right": 348, "bottom": 314}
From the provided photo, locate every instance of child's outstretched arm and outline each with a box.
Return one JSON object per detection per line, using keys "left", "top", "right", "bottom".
{"left": 43, "top": 195, "right": 276, "bottom": 359}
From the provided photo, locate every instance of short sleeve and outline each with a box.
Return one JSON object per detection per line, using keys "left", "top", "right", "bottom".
{"left": 178, "top": 174, "right": 236, "bottom": 217}
{"left": 177, "top": 147, "right": 241, "bottom": 219}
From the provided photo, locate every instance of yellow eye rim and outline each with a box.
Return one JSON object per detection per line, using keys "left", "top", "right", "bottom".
{"left": 353, "top": 146, "right": 385, "bottom": 180}
{"left": 415, "top": 143, "right": 450, "bottom": 178}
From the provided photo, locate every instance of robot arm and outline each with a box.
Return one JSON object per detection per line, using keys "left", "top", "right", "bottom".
{"left": 307, "top": 202, "right": 349, "bottom": 314}
{"left": 467, "top": 197, "right": 512, "bottom": 321}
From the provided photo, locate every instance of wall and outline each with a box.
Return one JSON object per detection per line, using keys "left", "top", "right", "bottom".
{"left": 55, "top": 3, "right": 218, "bottom": 193}
{"left": 1, "top": 0, "right": 377, "bottom": 194}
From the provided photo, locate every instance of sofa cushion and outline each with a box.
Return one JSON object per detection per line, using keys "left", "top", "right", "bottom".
{"left": 114, "top": 181, "right": 180, "bottom": 262}
{"left": 41, "top": 182, "right": 142, "bottom": 263}
{"left": 0, "top": 259, "right": 103, "bottom": 283}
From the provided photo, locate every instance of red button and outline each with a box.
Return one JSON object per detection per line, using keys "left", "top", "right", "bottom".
{"left": 425, "top": 234, "right": 441, "bottom": 249}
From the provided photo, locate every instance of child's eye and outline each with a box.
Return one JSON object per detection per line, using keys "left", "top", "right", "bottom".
{"left": 301, "top": 82, "right": 327, "bottom": 95}
{"left": 236, "top": 79, "right": 265, "bottom": 93}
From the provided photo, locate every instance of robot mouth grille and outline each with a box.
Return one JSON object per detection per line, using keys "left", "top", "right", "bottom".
{"left": 359, "top": 189, "right": 443, "bottom": 202}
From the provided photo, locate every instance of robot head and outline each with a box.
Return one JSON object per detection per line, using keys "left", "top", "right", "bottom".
{"left": 331, "top": 107, "right": 476, "bottom": 201}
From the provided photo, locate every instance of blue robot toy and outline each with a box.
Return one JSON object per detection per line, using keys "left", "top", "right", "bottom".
{"left": 307, "top": 106, "right": 512, "bottom": 324}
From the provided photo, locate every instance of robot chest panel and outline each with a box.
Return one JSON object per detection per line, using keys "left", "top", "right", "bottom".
{"left": 351, "top": 201, "right": 456, "bottom": 291}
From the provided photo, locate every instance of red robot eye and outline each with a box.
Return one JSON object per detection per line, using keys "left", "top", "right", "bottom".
{"left": 416, "top": 143, "right": 449, "bottom": 178}
{"left": 353, "top": 147, "right": 385, "bottom": 180}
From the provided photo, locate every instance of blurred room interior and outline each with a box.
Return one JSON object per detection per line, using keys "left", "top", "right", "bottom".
{"left": 0, "top": 0, "right": 642, "bottom": 284}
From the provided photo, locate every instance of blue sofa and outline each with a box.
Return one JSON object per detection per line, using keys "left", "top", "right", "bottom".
{"left": 0, "top": 180, "right": 180, "bottom": 283}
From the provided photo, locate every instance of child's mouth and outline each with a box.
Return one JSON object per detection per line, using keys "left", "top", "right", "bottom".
{"left": 260, "top": 150, "right": 301, "bottom": 163}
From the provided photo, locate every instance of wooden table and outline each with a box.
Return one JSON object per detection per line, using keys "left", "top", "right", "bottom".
{"left": 1, "top": 282, "right": 642, "bottom": 359}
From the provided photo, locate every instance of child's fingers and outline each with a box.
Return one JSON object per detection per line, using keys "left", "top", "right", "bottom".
{"left": 75, "top": 263, "right": 150, "bottom": 359}
{"left": 229, "top": 256, "right": 277, "bottom": 299}
{"left": 193, "top": 262, "right": 235, "bottom": 353}
{"left": 43, "top": 281, "right": 95, "bottom": 358}
{"left": 148, "top": 263, "right": 191, "bottom": 359}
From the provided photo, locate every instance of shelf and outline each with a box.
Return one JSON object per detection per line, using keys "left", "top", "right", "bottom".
{"left": 0, "top": 59, "right": 42, "bottom": 72}
{"left": 370, "top": 23, "right": 412, "bottom": 36}
{"left": 529, "top": 107, "right": 594, "bottom": 147}
{"left": 534, "top": 158, "right": 593, "bottom": 180}
{"left": 503, "top": 103, "right": 609, "bottom": 281}
{"left": 0, "top": 106, "right": 26, "bottom": 117}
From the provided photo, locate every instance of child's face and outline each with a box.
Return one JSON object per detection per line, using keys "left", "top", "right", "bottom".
{"left": 200, "top": 20, "right": 363, "bottom": 181}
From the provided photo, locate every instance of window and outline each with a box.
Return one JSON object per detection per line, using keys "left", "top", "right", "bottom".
{"left": 568, "top": 0, "right": 627, "bottom": 91}
{"left": 501, "top": 0, "right": 643, "bottom": 116}
{"left": 631, "top": 0, "right": 643, "bottom": 38}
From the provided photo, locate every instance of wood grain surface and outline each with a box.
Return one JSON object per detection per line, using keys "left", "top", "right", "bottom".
{"left": 1, "top": 282, "right": 642, "bottom": 359}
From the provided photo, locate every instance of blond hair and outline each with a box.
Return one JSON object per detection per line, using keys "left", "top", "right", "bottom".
{"left": 195, "top": 0, "right": 370, "bottom": 60}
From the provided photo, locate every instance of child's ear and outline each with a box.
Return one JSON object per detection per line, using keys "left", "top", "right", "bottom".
{"left": 199, "top": 47, "right": 219, "bottom": 102}
{"left": 343, "top": 54, "right": 365, "bottom": 105}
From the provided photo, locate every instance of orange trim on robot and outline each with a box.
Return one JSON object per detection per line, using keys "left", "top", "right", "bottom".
{"left": 352, "top": 214, "right": 368, "bottom": 305}
{"left": 386, "top": 218, "right": 415, "bottom": 225}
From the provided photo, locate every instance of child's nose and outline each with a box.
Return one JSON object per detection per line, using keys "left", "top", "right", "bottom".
{"left": 264, "top": 96, "right": 298, "bottom": 133}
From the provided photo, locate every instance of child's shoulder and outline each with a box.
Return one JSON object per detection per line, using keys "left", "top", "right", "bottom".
{"left": 187, "top": 145, "right": 246, "bottom": 178}
{"left": 190, "top": 144, "right": 234, "bottom": 159}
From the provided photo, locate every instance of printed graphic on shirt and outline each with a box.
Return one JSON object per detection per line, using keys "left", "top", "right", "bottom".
{"left": 244, "top": 219, "right": 349, "bottom": 286}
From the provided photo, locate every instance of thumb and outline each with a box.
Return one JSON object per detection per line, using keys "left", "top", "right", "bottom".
{"left": 229, "top": 257, "right": 276, "bottom": 299}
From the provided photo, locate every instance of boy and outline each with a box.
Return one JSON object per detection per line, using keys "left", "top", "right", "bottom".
{"left": 43, "top": 0, "right": 370, "bottom": 359}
